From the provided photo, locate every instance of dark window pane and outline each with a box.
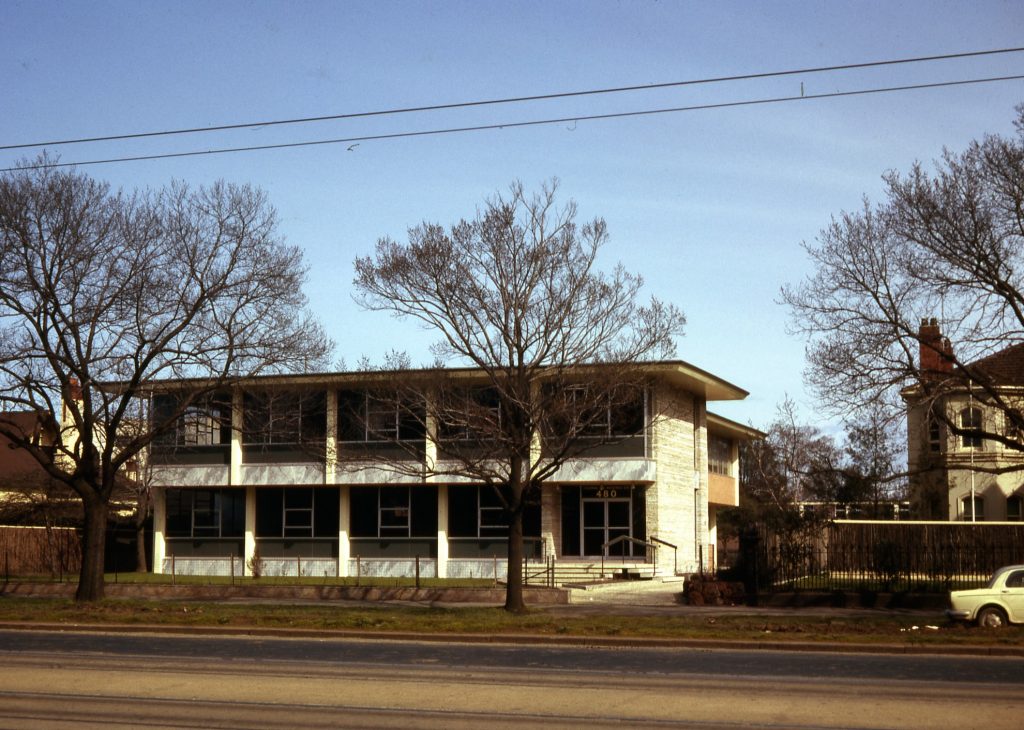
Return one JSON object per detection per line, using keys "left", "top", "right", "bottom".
{"left": 165, "top": 489, "right": 192, "bottom": 537}
{"left": 523, "top": 500, "right": 541, "bottom": 538}
{"left": 349, "top": 487, "right": 378, "bottom": 538}
{"left": 313, "top": 488, "right": 340, "bottom": 537}
{"left": 448, "top": 486, "right": 478, "bottom": 537}
{"left": 221, "top": 489, "right": 246, "bottom": 537}
{"left": 380, "top": 487, "right": 409, "bottom": 510}
{"left": 284, "top": 489, "right": 313, "bottom": 509}
{"left": 560, "top": 487, "right": 580, "bottom": 556}
{"left": 338, "top": 390, "right": 365, "bottom": 442}
{"left": 410, "top": 487, "right": 438, "bottom": 537}
{"left": 256, "top": 488, "right": 284, "bottom": 537}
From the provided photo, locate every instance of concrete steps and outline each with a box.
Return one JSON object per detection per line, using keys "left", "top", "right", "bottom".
{"left": 523, "top": 560, "right": 661, "bottom": 587}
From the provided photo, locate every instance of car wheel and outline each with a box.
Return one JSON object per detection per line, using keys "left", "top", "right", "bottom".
{"left": 977, "top": 606, "right": 1008, "bottom": 628}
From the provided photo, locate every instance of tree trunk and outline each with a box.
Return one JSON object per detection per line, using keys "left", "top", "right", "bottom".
{"left": 135, "top": 518, "right": 148, "bottom": 573}
{"left": 77, "top": 497, "right": 108, "bottom": 601}
{"left": 504, "top": 504, "right": 526, "bottom": 613}
{"left": 134, "top": 492, "right": 149, "bottom": 573}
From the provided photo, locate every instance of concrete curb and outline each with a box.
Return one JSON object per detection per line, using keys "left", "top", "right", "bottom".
{"left": 1, "top": 620, "right": 1020, "bottom": 657}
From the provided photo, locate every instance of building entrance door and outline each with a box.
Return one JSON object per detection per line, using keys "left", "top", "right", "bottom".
{"left": 581, "top": 487, "right": 633, "bottom": 556}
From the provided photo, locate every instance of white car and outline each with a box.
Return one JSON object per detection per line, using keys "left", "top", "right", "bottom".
{"left": 948, "top": 565, "right": 1024, "bottom": 628}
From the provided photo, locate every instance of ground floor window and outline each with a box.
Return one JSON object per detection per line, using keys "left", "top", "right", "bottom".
{"left": 960, "top": 495, "right": 985, "bottom": 521}
{"left": 255, "top": 487, "right": 339, "bottom": 539}
{"left": 447, "top": 485, "right": 541, "bottom": 558}
{"left": 165, "top": 488, "right": 245, "bottom": 538}
{"left": 349, "top": 486, "right": 437, "bottom": 538}
{"left": 560, "top": 485, "right": 645, "bottom": 557}
{"left": 1007, "top": 494, "right": 1022, "bottom": 521}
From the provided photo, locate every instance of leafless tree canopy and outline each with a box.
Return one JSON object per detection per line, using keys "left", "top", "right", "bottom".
{"left": 0, "top": 159, "right": 331, "bottom": 599}
{"left": 353, "top": 180, "right": 685, "bottom": 610}
{"left": 782, "top": 108, "right": 1024, "bottom": 452}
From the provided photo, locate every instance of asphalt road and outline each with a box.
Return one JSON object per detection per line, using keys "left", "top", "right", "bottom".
{"left": 0, "top": 629, "right": 1021, "bottom": 729}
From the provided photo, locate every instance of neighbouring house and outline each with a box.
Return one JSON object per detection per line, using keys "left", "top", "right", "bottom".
{"left": 904, "top": 319, "right": 1024, "bottom": 521}
{"left": 0, "top": 411, "right": 65, "bottom": 523}
{"left": 0, "top": 410, "right": 82, "bottom": 574}
{"left": 144, "top": 360, "right": 762, "bottom": 582}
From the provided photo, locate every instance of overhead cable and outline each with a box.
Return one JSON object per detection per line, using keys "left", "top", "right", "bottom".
{"left": 3, "top": 74, "right": 1023, "bottom": 172}
{"left": 1, "top": 47, "right": 1022, "bottom": 152}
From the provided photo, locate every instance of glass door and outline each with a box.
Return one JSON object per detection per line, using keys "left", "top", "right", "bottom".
{"left": 581, "top": 488, "right": 633, "bottom": 556}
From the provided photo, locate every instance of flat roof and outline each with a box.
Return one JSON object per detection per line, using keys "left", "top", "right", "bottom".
{"left": 136, "top": 359, "right": 750, "bottom": 402}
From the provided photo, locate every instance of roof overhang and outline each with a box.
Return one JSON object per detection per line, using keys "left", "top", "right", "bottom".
{"left": 135, "top": 359, "right": 751, "bottom": 401}
{"left": 707, "top": 411, "right": 765, "bottom": 441}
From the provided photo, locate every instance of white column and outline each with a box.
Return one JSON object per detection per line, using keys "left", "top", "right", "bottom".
{"left": 436, "top": 484, "right": 448, "bottom": 578}
{"left": 325, "top": 390, "right": 337, "bottom": 485}
{"left": 230, "top": 388, "right": 243, "bottom": 486}
{"left": 244, "top": 486, "right": 256, "bottom": 576}
{"left": 338, "top": 485, "right": 350, "bottom": 577}
{"left": 152, "top": 487, "right": 166, "bottom": 574}
{"left": 232, "top": 389, "right": 257, "bottom": 575}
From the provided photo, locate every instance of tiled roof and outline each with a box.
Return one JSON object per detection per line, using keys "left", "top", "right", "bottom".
{"left": 969, "top": 342, "right": 1024, "bottom": 385}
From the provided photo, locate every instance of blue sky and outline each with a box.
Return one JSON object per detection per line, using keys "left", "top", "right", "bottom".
{"left": 3, "top": 0, "right": 1023, "bottom": 430}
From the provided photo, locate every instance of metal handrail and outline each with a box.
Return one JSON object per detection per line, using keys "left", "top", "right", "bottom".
{"left": 648, "top": 536, "right": 679, "bottom": 575}
{"left": 601, "top": 535, "right": 659, "bottom": 577}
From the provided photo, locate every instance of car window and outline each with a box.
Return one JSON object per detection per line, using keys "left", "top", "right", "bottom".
{"left": 1006, "top": 571, "right": 1024, "bottom": 588}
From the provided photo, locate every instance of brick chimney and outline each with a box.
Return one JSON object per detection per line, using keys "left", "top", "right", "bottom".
{"left": 919, "top": 318, "right": 953, "bottom": 375}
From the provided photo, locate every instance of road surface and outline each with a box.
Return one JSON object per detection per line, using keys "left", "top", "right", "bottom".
{"left": 0, "top": 629, "right": 1020, "bottom": 728}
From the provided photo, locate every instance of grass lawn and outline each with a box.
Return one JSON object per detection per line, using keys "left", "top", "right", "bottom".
{"left": 1, "top": 595, "right": 1022, "bottom": 648}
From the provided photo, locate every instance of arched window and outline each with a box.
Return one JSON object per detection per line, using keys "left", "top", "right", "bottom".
{"left": 959, "top": 407, "right": 983, "bottom": 449}
{"left": 927, "top": 417, "right": 943, "bottom": 452}
{"left": 961, "top": 495, "right": 985, "bottom": 521}
{"left": 1007, "top": 495, "right": 1023, "bottom": 522}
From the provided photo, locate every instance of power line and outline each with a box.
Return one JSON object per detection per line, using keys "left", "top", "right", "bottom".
{"left": 4, "top": 74, "right": 1021, "bottom": 173}
{"left": 1, "top": 47, "right": 1022, "bottom": 152}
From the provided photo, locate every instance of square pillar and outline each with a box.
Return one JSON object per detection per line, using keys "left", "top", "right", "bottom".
{"left": 436, "top": 484, "right": 448, "bottom": 578}
{"left": 244, "top": 485, "right": 256, "bottom": 576}
{"left": 338, "top": 485, "right": 350, "bottom": 577}
{"left": 152, "top": 487, "right": 166, "bottom": 574}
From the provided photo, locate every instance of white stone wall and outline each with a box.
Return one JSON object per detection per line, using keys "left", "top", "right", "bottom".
{"left": 649, "top": 383, "right": 703, "bottom": 574}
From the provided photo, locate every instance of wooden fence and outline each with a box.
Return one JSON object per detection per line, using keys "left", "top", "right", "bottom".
{"left": 0, "top": 525, "right": 81, "bottom": 578}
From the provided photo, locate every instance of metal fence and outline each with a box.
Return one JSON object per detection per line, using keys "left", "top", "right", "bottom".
{"left": 733, "top": 521, "right": 1024, "bottom": 593}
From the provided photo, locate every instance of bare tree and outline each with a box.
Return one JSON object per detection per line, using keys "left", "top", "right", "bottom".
{"left": 782, "top": 107, "right": 1024, "bottom": 463}
{"left": 0, "top": 159, "right": 331, "bottom": 600}
{"left": 353, "top": 180, "right": 684, "bottom": 612}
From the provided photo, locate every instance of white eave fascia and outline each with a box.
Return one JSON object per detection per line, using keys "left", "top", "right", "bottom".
{"left": 707, "top": 411, "right": 765, "bottom": 441}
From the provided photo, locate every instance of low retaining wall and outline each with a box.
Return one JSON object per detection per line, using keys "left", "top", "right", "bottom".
{"left": 0, "top": 581, "right": 570, "bottom": 604}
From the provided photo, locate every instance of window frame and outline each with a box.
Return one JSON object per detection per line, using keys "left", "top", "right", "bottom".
{"left": 243, "top": 390, "right": 326, "bottom": 447}
{"left": 959, "top": 406, "right": 984, "bottom": 450}
{"left": 153, "top": 393, "right": 231, "bottom": 448}
{"left": 960, "top": 494, "right": 985, "bottom": 521}
{"left": 165, "top": 488, "right": 245, "bottom": 539}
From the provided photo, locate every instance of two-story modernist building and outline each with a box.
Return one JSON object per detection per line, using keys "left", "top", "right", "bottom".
{"left": 905, "top": 320, "right": 1024, "bottom": 521}
{"left": 148, "top": 360, "right": 761, "bottom": 581}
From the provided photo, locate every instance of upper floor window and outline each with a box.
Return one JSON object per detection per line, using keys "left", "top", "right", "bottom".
{"left": 152, "top": 393, "right": 231, "bottom": 448}
{"left": 927, "top": 417, "right": 943, "bottom": 453}
{"left": 243, "top": 390, "right": 326, "bottom": 446}
{"left": 547, "top": 384, "right": 645, "bottom": 440}
{"left": 338, "top": 390, "right": 424, "bottom": 442}
{"left": 959, "top": 407, "right": 984, "bottom": 450}
{"left": 709, "top": 435, "right": 733, "bottom": 476}
{"left": 437, "top": 387, "right": 502, "bottom": 443}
